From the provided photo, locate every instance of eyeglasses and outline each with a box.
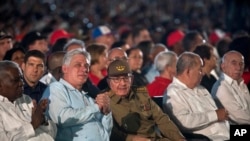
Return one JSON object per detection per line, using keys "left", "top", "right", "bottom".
{"left": 108, "top": 56, "right": 128, "bottom": 62}
{"left": 109, "top": 75, "right": 132, "bottom": 83}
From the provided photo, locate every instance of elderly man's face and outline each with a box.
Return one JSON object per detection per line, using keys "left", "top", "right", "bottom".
{"left": 222, "top": 52, "right": 244, "bottom": 81}
{"left": 0, "top": 67, "right": 23, "bottom": 102}
{"left": 108, "top": 74, "right": 133, "bottom": 97}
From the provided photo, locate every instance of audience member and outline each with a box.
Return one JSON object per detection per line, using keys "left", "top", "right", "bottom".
{"left": 193, "top": 44, "right": 218, "bottom": 93}
{"left": 228, "top": 36, "right": 250, "bottom": 90}
{"left": 63, "top": 38, "right": 100, "bottom": 99}
{"left": 211, "top": 51, "right": 250, "bottom": 125}
{"left": 136, "top": 40, "right": 154, "bottom": 75}
{"left": 49, "top": 29, "right": 73, "bottom": 47}
{"left": 41, "top": 49, "right": 112, "bottom": 141}
{"left": 111, "top": 40, "right": 131, "bottom": 51}
{"left": 216, "top": 38, "right": 231, "bottom": 58}
{"left": 86, "top": 43, "right": 108, "bottom": 86}
{"left": 106, "top": 59, "right": 186, "bottom": 141}
{"left": 63, "top": 38, "right": 86, "bottom": 52}
{"left": 92, "top": 25, "right": 115, "bottom": 50}
{"left": 51, "top": 38, "right": 68, "bottom": 53}
{"left": 0, "top": 29, "right": 13, "bottom": 60}
{"left": 163, "top": 52, "right": 229, "bottom": 141}
{"left": 182, "top": 30, "right": 204, "bottom": 52}
{"left": 166, "top": 29, "right": 185, "bottom": 56}
{"left": 144, "top": 43, "right": 168, "bottom": 83}
{"left": 0, "top": 61, "right": 56, "bottom": 141}
{"left": 126, "top": 47, "right": 149, "bottom": 86}
{"left": 97, "top": 47, "right": 128, "bottom": 91}
{"left": 3, "top": 46, "right": 25, "bottom": 68}
{"left": 40, "top": 51, "right": 66, "bottom": 85}
{"left": 131, "top": 25, "right": 152, "bottom": 47}
{"left": 21, "top": 31, "right": 49, "bottom": 54}
{"left": 22, "top": 50, "right": 47, "bottom": 102}
{"left": 147, "top": 51, "right": 177, "bottom": 98}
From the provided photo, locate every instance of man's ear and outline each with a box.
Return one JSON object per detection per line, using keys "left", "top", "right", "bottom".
{"left": 62, "top": 65, "right": 67, "bottom": 73}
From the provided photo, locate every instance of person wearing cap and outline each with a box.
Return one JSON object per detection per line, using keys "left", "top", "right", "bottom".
{"left": 41, "top": 49, "right": 112, "bottom": 141}
{"left": 166, "top": 29, "right": 185, "bottom": 56}
{"left": 92, "top": 25, "right": 115, "bottom": 50}
{"left": 0, "top": 29, "right": 13, "bottom": 60}
{"left": 49, "top": 29, "right": 73, "bottom": 46}
{"left": 21, "top": 31, "right": 49, "bottom": 54}
{"left": 106, "top": 59, "right": 186, "bottom": 141}
{"left": 97, "top": 47, "right": 128, "bottom": 91}
{"left": 0, "top": 61, "right": 56, "bottom": 141}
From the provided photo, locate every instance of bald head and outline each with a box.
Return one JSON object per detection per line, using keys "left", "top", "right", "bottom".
{"left": 107, "top": 48, "right": 128, "bottom": 65}
{"left": 48, "top": 51, "right": 66, "bottom": 71}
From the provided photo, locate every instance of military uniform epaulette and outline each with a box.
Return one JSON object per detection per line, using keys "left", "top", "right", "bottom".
{"left": 135, "top": 86, "right": 147, "bottom": 92}
{"left": 133, "top": 86, "right": 150, "bottom": 97}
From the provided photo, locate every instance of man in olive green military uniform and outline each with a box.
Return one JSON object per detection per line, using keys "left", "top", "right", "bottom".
{"left": 107, "top": 60, "right": 186, "bottom": 141}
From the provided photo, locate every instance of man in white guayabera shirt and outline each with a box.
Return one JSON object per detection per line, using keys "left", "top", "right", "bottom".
{"left": 0, "top": 61, "right": 56, "bottom": 141}
{"left": 212, "top": 51, "right": 250, "bottom": 125}
{"left": 163, "top": 52, "right": 230, "bottom": 141}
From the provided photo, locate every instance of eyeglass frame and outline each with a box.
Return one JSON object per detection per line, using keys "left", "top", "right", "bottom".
{"left": 108, "top": 73, "right": 133, "bottom": 83}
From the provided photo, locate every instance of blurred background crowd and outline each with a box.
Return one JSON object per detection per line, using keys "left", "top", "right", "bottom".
{"left": 0, "top": 0, "right": 249, "bottom": 46}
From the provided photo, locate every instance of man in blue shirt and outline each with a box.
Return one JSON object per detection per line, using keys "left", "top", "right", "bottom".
{"left": 42, "top": 48, "right": 112, "bottom": 141}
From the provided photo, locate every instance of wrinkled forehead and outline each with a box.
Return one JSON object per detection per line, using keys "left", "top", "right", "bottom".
{"left": 225, "top": 52, "right": 244, "bottom": 63}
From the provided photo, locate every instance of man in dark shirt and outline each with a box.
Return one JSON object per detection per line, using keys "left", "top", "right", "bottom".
{"left": 22, "top": 50, "right": 47, "bottom": 102}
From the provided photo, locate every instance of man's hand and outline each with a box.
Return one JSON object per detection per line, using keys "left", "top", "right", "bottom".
{"left": 31, "top": 99, "right": 48, "bottom": 129}
{"left": 216, "top": 108, "right": 229, "bottom": 121}
{"left": 95, "top": 93, "right": 111, "bottom": 115}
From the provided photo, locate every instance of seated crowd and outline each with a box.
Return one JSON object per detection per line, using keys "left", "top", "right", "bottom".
{"left": 0, "top": 22, "right": 250, "bottom": 141}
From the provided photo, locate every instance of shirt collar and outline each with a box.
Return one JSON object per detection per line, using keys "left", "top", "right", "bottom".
{"left": 59, "top": 78, "right": 87, "bottom": 94}
{"left": 0, "top": 95, "right": 10, "bottom": 102}
{"left": 221, "top": 73, "right": 244, "bottom": 85}
{"left": 173, "top": 77, "right": 189, "bottom": 90}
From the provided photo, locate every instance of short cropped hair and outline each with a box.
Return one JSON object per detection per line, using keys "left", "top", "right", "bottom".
{"left": 176, "top": 52, "right": 201, "bottom": 75}
{"left": 63, "top": 48, "right": 90, "bottom": 66}
{"left": 154, "top": 51, "right": 177, "bottom": 73}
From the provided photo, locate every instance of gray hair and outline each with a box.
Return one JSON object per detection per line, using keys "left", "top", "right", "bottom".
{"left": 154, "top": 51, "right": 177, "bottom": 73}
{"left": 176, "top": 52, "right": 201, "bottom": 75}
{"left": 0, "top": 61, "right": 22, "bottom": 78}
{"left": 63, "top": 48, "right": 91, "bottom": 65}
{"left": 221, "top": 50, "right": 244, "bottom": 63}
{"left": 63, "top": 38, "right": 86, "bottom": 51}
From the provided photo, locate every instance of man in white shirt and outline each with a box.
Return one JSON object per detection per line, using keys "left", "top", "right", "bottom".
{"left": 0, "top": 61, "right": 56, "bottom": 141}
{"left": 163, "top": 52, "right": 230, "bottom": 141}
{"left": 212, "top": 51, "right": 250, "bottom": 125}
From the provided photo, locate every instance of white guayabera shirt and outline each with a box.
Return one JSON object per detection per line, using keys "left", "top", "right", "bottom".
{"left": 0, "top": 94, "right": 57, "bottom": 141}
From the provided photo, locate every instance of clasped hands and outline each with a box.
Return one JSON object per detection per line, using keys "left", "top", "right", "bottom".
{"left": 95, "top": 92, "right": 111, "bottom": 115}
